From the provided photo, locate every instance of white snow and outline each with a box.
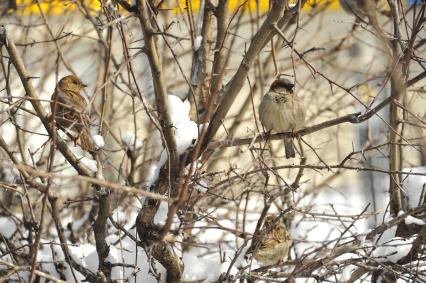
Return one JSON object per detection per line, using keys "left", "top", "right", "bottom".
{"left": 0, "top": 217, "right": 17, "bottom": 238}
{"left": 144, "top": 164, "right": 159, "bottom": 187}
{"left": 107, "top": 246, "right": 126, "bottom": 280}
{"left": 73, "top": 236, "right": 165, "bottom": 282}
{"left": 398, "top": 213, "right": 425, "bottom": 225}
{"left": 168, "top": 95, "right": 191, "bottom": 124}
{"left": 71, "top": 212, "right": 90, "bottom": 231}
{"left": 196, "top": 180, "right": 208, "bottom": 193}
{"left": 153, "top": 201, "right": 181, "bottom": 232}
{"left": 82, "top": 229, "right": 166, "bottom": 282}
{"left": 70, "top": 144, "right": 85, "bottom": 158}
{"left": 121, "top": 131, "right": 134, "bottom": 149}
{"left": 340, "top": 265, "right": 356, "bottom": 281}
{"left": 147, "top": 95, "right": 203, "bottom": 186}
{"left": 405, "top": 215, "right": 426, "bottom": 226}
{"left": 69, "top": 144, "right": 98, "bottom": 172}
{"left": 158, "top": 120, "right": 199, "bottom": 168}
{"left": 175, "top": 120, "right": 199, "bottom": 153}
{"left": 80, "top": 157, "right": 98, "bottom": 173}
{"left": 1, "top": 167, "right": 18, "bottom": 184}
{"left": 183, "top": 251, "right": 208, "bottom": 281}
{"left": 219, "top": 261, "right": 239, "bottom": 277}
{"left": 153, "top": 201, "right": 169, "bottom": 225}
{"left": 201, "top": 249, "right": 245, "bottom": 282}
{"left": 197, "top": 222, "right": 224, "bottom": 245}
{"left": 398, "top": 211, "right": 426, "bottom": 226}
{"left": 92, "top": 134, "right": 105, "bottom": 149}
{"left": 402, "top": 167, "right": 426, "bottom": 209}
{"left": 36, "top": 240, "right": 86, "bottom": 282}
{"left": 121, "top": 131, "right": 143, "bottom": 151}
{"left": 334, "top": 253, "right": 359, "bottom": 281}
{"left": 371, "top": 237, "right": 414, "bottom": 263}
{"left": 1, "top": 124, "right": 15, "bottom": 144}
{"left": 70, "top": 243, "right": 99, "bottom": 271}
{"left": 374, "top": 216, "right": 397, "bottom": 245}
{"left": 110, "top": 210, "right": 129, "bottom": 224}
{"left": 156, "top": 120, "right": 201, "bottom": 183}
{"left": 194, "top": 35, "right": 203, "bottom": 51}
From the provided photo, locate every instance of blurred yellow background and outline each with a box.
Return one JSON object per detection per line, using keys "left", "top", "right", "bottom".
{"left": 15, "top": 0, "right": 341, "bottom": 15}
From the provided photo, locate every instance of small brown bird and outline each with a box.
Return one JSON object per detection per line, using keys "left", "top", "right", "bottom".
{"left": 247, "top": 215, "right": 292, "bottom": 266}
{"left": 259, "top": 78, "right": 305, "bottom": 158}
{"left": 340, "top": 0, "right": 389, "bottom": 19}
{"left": 51, "top": 75, "right": 95, "bottom": 152}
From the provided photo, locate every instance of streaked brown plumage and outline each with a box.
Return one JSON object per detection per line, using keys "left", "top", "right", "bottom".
{"left": 50, "top": 75, "right": 95, "bottom": 152}
{"left": 259, "top": 78, "right": 305, "bottom": 158}
{"left": 248, "top": 215, "right": 292, "bottom": 266}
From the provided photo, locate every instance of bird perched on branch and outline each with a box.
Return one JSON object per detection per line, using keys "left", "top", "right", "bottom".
{"left": 259, "top": 78, "right": 305, "bottom": 158}
{"left": 246, "top": 215, "right": 292, "bottom": 266}
{"left": 340, "top": 0, "right": 390, "bottom": 19}
{"left": 51, "top": 75, "right": 95, "bottom": 152}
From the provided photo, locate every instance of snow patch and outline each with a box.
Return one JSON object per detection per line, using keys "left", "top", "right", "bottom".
{"left": 194, "top": 35, "right": 203, "bottom": 51}
{"left": 70, "top": 144, "right": 85, "bottom": 158}
{"left": 398, "top": 211, "right": 426, "bottom": 226}
{"left": 405, "top": 215, "right": 426, "bottom": 226}
{"left": 158, "top": 121, "right": 200, "bottom": 171}
{"left": 71, "top": 211, "right": 90, "bottom": 231}
{"left": 0, "top": 217, "right": 17, "bottom": 238}
{"left": 153, "top": 201, "right": 169, "bottom": 225}
{"left": 196, "top": 180, "right": 208, "bottom": 193}
{"left": 375, "top": 217, "right": 397, "bottom": 245}
{"left": 69, "top": 144, "right": 98, "bottom": 172}
{"left": 121, "top": 131, "right": 143, "bottom": 151}
{"left": 183, "top": 252, "right": 208, "bottom": 281}
{"left": 1, "top": 167, "right": 18, "bottom": 184}
{"left": 402, "top": 167, "right": 426, "bottom": 209}
{"left": 371, "top": 237, "right": 414, "bottom": 263}
{"left": 80, "top": 157, "right": 98, "bottom": 173}
{"left": 202, "top": 249, "right": 246, "bottom": 282}
{"left": 168, "top": 95, "right": 191, "bottom": 124}
{"left": 92, "top": 134, "right": 105, "bottom": 149}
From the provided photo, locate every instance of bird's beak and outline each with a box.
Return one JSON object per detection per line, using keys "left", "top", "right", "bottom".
{"left": 82, "top": 83, "right": 88, "bottom": 88}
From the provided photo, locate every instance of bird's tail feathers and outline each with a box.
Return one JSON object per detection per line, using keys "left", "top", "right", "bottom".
{"left": 79, "top": 129, "right": 96, "bottom": 152}
{"left": 284, "top": 139, "right": 295, "bottom": 159}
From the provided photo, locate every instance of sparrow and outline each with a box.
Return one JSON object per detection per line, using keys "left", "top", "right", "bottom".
{"left": 340, "top": 0, "right": 390, "bottom": 19}
{"left": 246, "top": 215, "right": 292, "bottom": 266}
{"left": 50, "top": 75, "right": 95, "bottom": 152}
{"left": 259, "top": 78, "right": 305, "bottom": 158}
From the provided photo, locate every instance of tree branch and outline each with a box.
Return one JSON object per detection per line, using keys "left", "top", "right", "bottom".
{"left": 135, "top": 0, "right": 179, "bottom": 184}
{"left": 0, "top": 26, "right": 93, "bottom": 177}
